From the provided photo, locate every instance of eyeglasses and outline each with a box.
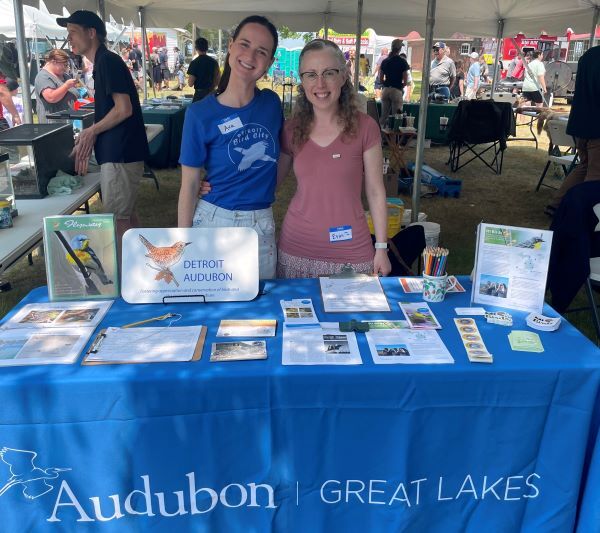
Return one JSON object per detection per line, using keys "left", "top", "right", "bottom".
{"left": 300, "top": 68, "right": 340, "bottom": 83}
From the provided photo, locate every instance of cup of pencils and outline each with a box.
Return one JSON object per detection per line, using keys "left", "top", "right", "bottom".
{"left": 422, "top": 247, "right": 453, "bottom": 302}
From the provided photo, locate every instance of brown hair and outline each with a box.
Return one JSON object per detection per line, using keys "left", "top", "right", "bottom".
{"left": 292, "top": 39, "right": 359, "bottom": 149}
{"left": 216, "top": 15, "right": 278, "bottom": 94}
{"left": 46, "top": 49, "right": 70, "bottom": 63}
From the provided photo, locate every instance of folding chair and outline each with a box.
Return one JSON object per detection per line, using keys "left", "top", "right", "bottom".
{"left": 366, "top": 98, "right": 380, "bottom": 124}
{"left": 535, "top": 119, "right": 578, "bottom": 191}
{"left": 447, "top": 100, "right": 514, "bottom": 175}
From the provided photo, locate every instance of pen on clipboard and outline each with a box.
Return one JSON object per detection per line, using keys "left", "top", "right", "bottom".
{"left": 122, "top": 313, "right": 175, "bottom": 328}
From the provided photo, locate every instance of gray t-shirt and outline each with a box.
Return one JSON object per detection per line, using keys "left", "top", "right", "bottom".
{"left": 34, "top": 69, "right": 78, "bottom": 123}
{"left": 429, "top": 55, "right": 457, "bottom": 86}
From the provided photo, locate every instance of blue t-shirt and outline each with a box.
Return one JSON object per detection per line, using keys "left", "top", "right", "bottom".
{"left": 467, "top": 63, "right": 480, "bottom": 88}
{"left": 179, "top": 88, "right": 283, "bottom": 211}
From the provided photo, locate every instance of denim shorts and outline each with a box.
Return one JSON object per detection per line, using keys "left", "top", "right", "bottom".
{"left": 193, "top": 200, "right": 276, "bottom": 279}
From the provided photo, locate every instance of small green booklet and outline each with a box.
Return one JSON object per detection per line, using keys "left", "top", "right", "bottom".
{"left": 43, "top": 214, "right": 119, "bottom": 301}
{"left": 508, "top": 331, "right": 544, "bottom": 353}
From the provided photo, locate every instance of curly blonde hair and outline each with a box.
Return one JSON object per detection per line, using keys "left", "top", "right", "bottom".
{"left": 292, "top": 39, "right": 360, "bottom": 149}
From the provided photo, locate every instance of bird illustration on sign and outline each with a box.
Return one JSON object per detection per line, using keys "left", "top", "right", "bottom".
{"left": 0, "top": 447, "right": 71, "bottom": 500}
{"left": 66, "top": 234, "right": 113, "bottom": 290}
{"left": 139, "top": 234, "right": 190, "bottom": 286}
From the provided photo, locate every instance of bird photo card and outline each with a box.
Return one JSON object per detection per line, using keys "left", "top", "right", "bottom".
{"left": 43, "top": 215, "right": 119, "bottom": 301}
{"left": 120, "top": 227, "right": 259, "bottom": 303}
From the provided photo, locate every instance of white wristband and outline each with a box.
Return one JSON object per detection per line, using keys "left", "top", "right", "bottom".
{"left": 374, "top": 242, "right": 388, "bottom": 250}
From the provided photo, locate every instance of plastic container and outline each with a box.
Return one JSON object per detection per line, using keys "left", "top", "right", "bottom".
{"left": 409, "top": 221, "right": 440, "bottom": 247}
{"left": 366, "top": 198, "right": 404, "bottom": 238}
{"left": 402, "top": 210, "right": 427, "bottom": 227}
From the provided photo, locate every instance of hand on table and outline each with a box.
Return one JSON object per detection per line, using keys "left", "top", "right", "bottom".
{"left": 373, "top": 249, "right": 392, "bottom": 277}
{"left": 71, "top": 127, "right": 97, "bottom": 176}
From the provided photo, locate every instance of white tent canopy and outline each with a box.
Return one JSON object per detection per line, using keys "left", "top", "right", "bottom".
{"left": 0, "top": 0, "right": 66, "bottom": 38}
{"left": 24, "top": 0, "right": 600, "bottom": 36}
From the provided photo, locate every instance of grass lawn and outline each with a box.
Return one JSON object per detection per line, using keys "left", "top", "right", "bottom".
{"left": 1, "top": 82, "right": 596, "bottom": 342}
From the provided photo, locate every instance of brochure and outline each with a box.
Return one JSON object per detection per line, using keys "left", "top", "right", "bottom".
{"left": 282, "top": 323, "right": 362, "bottom": 365}
{"left": 0, "top": 328, "right": 93, "bottom": 366}
{"left": 1, "top": 301, "right": 112, "bottom": 330}
{"left": 216, "top": 319, "right": 277, "bottom": 337}
{"left": 362, "top": 320, "right": 409, "bottom": 329}
{"left": 210, "top": 340, "right": 267, "bottom": 361}
{"left": 280, "top": 298, "right": 319, "bottom": 326}
{"left": 43, "top": 215, "right": 119, "bottom": 301}
{"left": 365, "top": 329, "right": 454, "bottom": 364}
{"left": 399, "top": 302, "right": 442, "bottom": 329}
{"left": 399, "top": 276, "right": 465, "bottom": 293}
{"left": 472, "top": 223, "right": 553, "bottom": 313}
{"left": 320, "top": 275, "right": 390, "bottom": 312}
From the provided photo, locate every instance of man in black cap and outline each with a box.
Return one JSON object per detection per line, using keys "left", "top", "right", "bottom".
{"left": 429, "top": 41, "right": 456, "bottom": 99}
{"left": 57, "top": 10, "right": 148, "bottom": 246}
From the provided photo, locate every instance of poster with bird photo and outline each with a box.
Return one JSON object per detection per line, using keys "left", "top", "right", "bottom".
{"left": 43, "top": 215, "right": 119, "bottom": 301}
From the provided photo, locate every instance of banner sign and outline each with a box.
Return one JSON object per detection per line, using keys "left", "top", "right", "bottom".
{"left": 121, "top": 227, "right": 259, "bottom": 303}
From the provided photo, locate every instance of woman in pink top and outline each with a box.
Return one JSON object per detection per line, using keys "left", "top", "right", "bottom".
{"left": 276, "top": 39, "right": 391, "bottom": 278}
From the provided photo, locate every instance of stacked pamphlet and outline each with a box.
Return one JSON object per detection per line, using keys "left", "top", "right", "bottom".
{"left": 526, "top": 313, "right": 561, "bottom": 332}
{"left": 399, "top": 302, "right": 442, "bottom": 329}
{"left": 509, "top": 331, "right": 544, "bottom": 353}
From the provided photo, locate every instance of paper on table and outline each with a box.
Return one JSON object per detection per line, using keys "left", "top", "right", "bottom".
{"left": 399, "top": 301, "right": 442, "bottom": 329}
{"left": 319, "top": 276, "right": 390, "bottom": 312}
{"left": 509, "top": 330, "right": 544, "bottom": 352}
{"left": 1, "top": 301, "right": 113, "bottom": 330}
{"left": 0, "top": 327, "right": 92, "bottom": 366}
{"left": 366, "top": 329, "right": 454, "bottom": 364}
{"left": 399, "top": 276, "right": 465, "bottom": 293}
{"left": 216, "top": 319, "right": 277, "bottom": 337}
{"left": 85, "top": 325, "right": 203, "bottom": 363}
{"left": 282, "top": 323, "right": 362, "bottom": 365}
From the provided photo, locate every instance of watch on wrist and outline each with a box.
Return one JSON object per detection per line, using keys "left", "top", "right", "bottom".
{"left": 374, "top": 242, "right": 388, "bottom": 250}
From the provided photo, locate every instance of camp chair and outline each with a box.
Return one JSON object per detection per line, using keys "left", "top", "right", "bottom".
{"left": 535, "top": 119, "right": 578, "bottom": 191}
{"left": 366, "top": 98, "right": 380, "bottom": 124}
{"left": 372, "top": 225, "right": 426, "bottom": 276}
{"left": 447, "top": 100, "right": 514, "bottom": 175}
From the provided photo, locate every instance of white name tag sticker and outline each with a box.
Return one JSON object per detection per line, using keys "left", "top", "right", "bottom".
{"left": 218, "top": 117, "right": 243, "bottom": 135}
{"left": 329, "top": 225, "right": 352, "bottom": 242}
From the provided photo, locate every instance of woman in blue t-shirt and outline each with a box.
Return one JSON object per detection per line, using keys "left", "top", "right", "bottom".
{"left": 178, "top": 16, "right": 282, "bottom": 279}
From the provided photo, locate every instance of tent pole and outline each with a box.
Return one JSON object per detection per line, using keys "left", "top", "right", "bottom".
{"left": 323, "top": 12, "right": 329, "bottom": 40}
{"left": 13, "top": 0, "right": 33, "bottom": 123}
{"left": 353, "top": 0, "right": 363, "bottom": 91}
{"left": 139, "top": 7, "right": 148, "bottom": 102}
{"left": 491, "top": 19, "right": 504, "bottom": 94}
{"left": 411, "top": 0, "right": 436, "bottom": 222}
{"left": 98, "top": 0, "right": 106, "bottom": 22}
{"left": 218, "top": 29, "right": 223, "bottom": 67}
{"left": 589, "top": 6, "right": 599, "bottom": 48}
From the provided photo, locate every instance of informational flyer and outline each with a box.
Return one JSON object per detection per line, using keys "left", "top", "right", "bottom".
{"left": 472, "top": 224, "right": 553, "bottom": 313}
{"left": 1, "top": 301, "right": 112, "bottom": 330}
{"left": 365, "top": 329, "right": 454, "bottom": 364}
{"left": 282, "top": 323, "right": 362, "bottom": 365}
{"left": 319, "top": 275, "right": 390, "bottom": 312}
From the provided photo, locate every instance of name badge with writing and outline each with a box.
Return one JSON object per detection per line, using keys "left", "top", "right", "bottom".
{"left": 329, "top": 225, "right": 352, "bottom": 242}
{"left": 218, "top": 116, "right": 243, "bottom": 135}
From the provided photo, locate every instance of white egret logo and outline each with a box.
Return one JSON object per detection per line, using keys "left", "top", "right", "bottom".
{"left": 0, "top": 447, "right": 70, "bottom": 500}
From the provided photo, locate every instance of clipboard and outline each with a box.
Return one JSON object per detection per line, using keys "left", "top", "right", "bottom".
{"left": 81, "top": 326, "right": 206, "bottom": 365}
{"left": 318, "top": 274, "right": 391, "bottom": 313}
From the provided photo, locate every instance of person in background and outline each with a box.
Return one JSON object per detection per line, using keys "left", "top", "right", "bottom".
{"left": 159, "top": 47, "right": 170, "bottom": 89}
{"left": 187, "top": 37, "right": 220, "bottom": 102}
{"left": 465, "top": 52, "right": 480, "bottom": 100}
{"left": 150, "top": 47, "right": 162, "bottom": 94}
{"left": 0, "top": 75, "right": 22, "bottom": 130}
{"left": 400, "top": 52, "right": 414, "bottom": 101}
{"left": 178, "top": 16, "right": 282, "bottom": 279}
{"left": 511, "top": 54, "right": 525, "bottom": 81}
{"left": 0, "top": 79, "right": 21, "bottom": 128}
{"left": 81, "top": 56, "right": 95, "bottom": 96}
{"left": 522, "top": 50, "right": 546, "bottom": 107}
{"left": 276, "top": 39, "right": 391, "bottom": 278}
{"left": 359, "top": 53, "right": 370, "bottom": 77}
{"left": 378, "top": 38, "right": 409, "bottom": 129}
{"left": 59, "top": 10, "right": 148, "bottom": 247}
{"left": 129, "top": 42, "right": 142, "bottom": 88}
{"left": 34, "top": 49, "right": 79, "bottom": 123}
{"left": 451, "top": 58, "right": 465, "bottom": 99}
{"left": 479, "top": 56, "right": 490, "bottom": 83}
{"left": 545, "top": 45, "right": 600, "bottom": 216}
{"left": 372, "top": 46, "right": 388, "bottom": 99}
{"left": 173, "top": 46, "right": 185, "bottom": 90}
{"left": 429, "top": 41, "right": 456, "bottom": 99}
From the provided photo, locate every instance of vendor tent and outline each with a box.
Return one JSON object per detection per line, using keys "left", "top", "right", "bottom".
{"left": 0, "top": 0, "right": 65, "bottom": 38}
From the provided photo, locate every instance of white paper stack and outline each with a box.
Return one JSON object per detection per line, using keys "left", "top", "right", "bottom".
{"left": 526, "top": 313, "right": 561, "bottom": 332}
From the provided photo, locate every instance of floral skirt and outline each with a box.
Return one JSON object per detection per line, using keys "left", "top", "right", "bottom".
{"left": 277, "top": 249, "right": 373, "bottom": 279}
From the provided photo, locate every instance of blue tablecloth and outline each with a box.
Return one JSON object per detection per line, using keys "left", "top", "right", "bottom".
{"left": 1, "top": 277, "right": 599, "bottom": 532}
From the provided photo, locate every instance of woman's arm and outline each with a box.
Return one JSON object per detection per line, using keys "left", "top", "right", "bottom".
{"left": 276, "top": 151, "right": 292, "bottom": 189}
{"left": 459, "top": 78, "right": 464, "bottom": 96}
{"left": 363, "top": 143, "right": 391, "bottom": 276}
{"left": 178, "top": 165, "right": 203, "bottom": 227}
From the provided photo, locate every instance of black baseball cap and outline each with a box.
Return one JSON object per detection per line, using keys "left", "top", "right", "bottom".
{"left": 57, "top": 10, "right": 107, "bottom": 38}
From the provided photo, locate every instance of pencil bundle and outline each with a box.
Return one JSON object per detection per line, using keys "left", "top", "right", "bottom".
{"left": 423, "top": 247, "right": 449, "bottom": 277}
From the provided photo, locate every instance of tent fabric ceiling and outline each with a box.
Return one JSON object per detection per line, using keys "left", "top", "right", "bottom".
{"left": 25, "top": 0, "right": 600, "bottom": 37}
